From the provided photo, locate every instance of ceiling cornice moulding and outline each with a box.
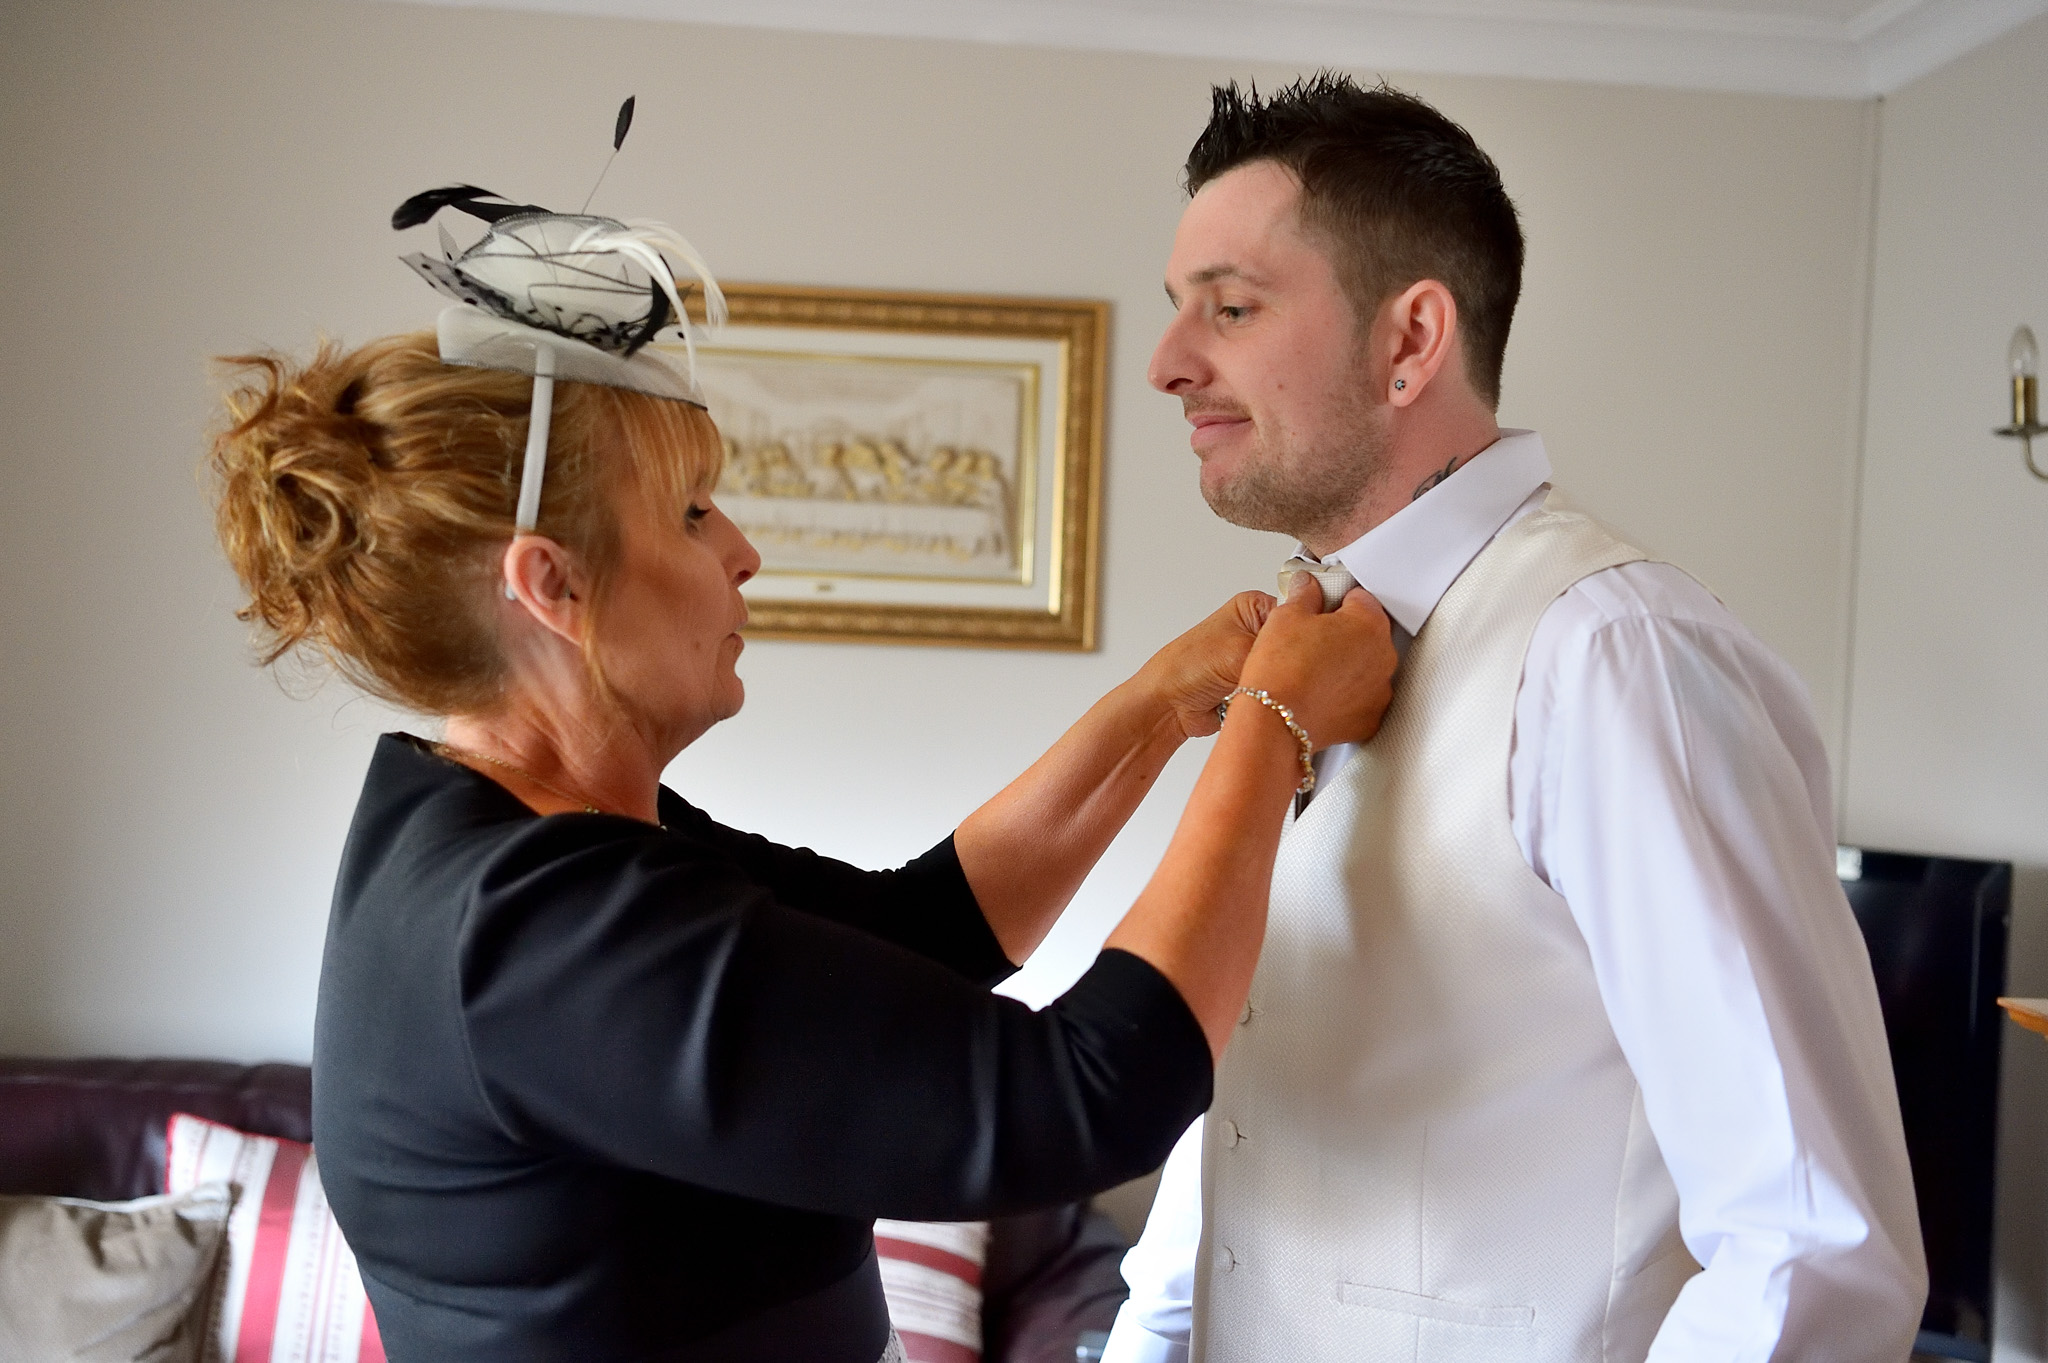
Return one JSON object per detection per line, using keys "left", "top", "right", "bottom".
{"left": 389, "top": 0, "right": 2048, "bottom": 97}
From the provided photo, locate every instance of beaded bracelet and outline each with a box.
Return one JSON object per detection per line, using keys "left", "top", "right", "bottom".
{"left": 1217, "top": 686, "right": 1316, "bottom": 795}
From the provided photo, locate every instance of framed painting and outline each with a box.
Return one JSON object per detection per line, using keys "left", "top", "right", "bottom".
{"left": 667, "top": 284, "right": 1107, "bottom": 649}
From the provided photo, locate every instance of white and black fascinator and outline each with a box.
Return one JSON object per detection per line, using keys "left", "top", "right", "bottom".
{"left": 392, "top": 97, "right": 725, "bottom": 536}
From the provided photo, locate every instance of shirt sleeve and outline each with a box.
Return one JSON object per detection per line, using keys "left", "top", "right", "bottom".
{"left": 1527, "top": 565, "right": 1926, "bottom": 1360}
{"left": 454, "top": 825, "right": 1212, "bottom": 1223}
{"left": 1101, "top": 1116, "right": 1203, "bottom": 1363}
{"left": 658, "top": 792, "right": 1014, "bottom": 987}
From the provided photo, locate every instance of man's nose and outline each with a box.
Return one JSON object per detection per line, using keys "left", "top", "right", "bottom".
{"left": 1148, "top": 311, "right": 1205, "bottom": 394}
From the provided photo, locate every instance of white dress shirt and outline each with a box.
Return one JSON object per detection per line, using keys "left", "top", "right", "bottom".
{"left": 1104, "top": 431, "right": 1923, "bottom": 1362}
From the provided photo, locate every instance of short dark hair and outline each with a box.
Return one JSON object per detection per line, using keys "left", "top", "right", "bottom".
{"left": 1184, "top": 73, "right": 1524, "bottom": 407}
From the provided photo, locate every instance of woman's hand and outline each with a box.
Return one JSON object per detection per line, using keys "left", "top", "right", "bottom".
{"left": 1236, "top": 573, "right": 1398, "bottom": 751}
{"left": 1136, "top": 590, "right": 1279, "bottom": 740}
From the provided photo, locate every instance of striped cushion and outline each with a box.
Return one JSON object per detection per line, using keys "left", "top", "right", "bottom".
{"left": 164, "top": 1114, "right": 384, "bottom": 1363}
{"left": 874, "top": 1219, "right": 988, "bottom": 1363}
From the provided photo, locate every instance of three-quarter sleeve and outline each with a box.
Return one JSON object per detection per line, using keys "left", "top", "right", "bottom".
{"left": 455, "top": 820, "right": 1211, "bottom": 1223}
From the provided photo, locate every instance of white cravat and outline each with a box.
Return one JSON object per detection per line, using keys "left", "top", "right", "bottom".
{"left": 1103, "top": 431, "right": 1923, "bottom": 1363}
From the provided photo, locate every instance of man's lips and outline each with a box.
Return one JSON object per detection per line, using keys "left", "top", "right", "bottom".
{"left": 1186, "top": 411, "right": 1251, "bottom": 451}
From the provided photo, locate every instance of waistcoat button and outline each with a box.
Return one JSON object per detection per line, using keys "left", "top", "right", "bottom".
{"left": 1239, "top": 1000, "right": 1256, "bottom": 1026}
{"left": 1220, "top": 1119, "right": 1244, "bottom": 1147}
{"left": 1219, "top": 1246, "right": 1237, "bottom": 1271}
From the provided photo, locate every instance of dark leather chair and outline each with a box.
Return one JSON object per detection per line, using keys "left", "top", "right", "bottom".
{"left": 0, "top": 1057, "right": 1130, "bottom": 1363}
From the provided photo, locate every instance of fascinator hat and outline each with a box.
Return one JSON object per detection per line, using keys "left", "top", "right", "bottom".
{"left": 391, "top": 97, "right": 726, "bottom": 539}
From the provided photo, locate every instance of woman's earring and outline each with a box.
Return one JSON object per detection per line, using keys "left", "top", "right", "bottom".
{"left": 1393, "top": 378, "right": 1407, "bottom": 391}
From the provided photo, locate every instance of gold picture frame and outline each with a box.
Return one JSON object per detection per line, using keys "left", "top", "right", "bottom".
{"left": 672, "top": 284, "right": 1107, "bottom": 650}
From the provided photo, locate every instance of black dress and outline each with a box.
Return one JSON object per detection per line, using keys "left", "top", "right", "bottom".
{"left": 313, "top": 734, "right": 1211, "bottom": 1363}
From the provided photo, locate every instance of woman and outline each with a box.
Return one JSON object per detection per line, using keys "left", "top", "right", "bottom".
{"left": 210, "top": 201, "right": 1394, "bottom": 1362}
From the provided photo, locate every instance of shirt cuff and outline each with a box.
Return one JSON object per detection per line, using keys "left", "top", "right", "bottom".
{"left": 1101, "top": 1305, "right": 1189, "bottom": 1363}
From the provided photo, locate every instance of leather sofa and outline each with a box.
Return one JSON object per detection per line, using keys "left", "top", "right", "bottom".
{"left": 0, "top": 1056, "right": 1130, "bottom": 1363}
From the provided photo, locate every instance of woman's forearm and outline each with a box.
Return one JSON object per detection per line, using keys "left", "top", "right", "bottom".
{"left": 953, "top": 593, "right": 1275, "bottom": 965}
{"left": 1103, "top": 704, "right": 1301, "bottom": 1058}
{"left": 953, "top": 676, "right": 1188, "bottom": 965}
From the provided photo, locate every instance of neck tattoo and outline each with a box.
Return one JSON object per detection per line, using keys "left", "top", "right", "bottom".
{"left": 1412, "top": 455, "right": 1462, "bottom": 501}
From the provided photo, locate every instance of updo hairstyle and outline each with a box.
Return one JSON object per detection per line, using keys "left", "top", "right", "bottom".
{"left": 209, "top": 331, "right": 722, "bottom": 714}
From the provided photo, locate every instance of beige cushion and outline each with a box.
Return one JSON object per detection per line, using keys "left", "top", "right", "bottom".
{"left": 0, "top": 1182, "right": 232, "bottom": 1363}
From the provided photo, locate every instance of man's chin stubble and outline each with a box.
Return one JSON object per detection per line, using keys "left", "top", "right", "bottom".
{"left": 1202, "top": 456, "right": 1384, "bottom": 548}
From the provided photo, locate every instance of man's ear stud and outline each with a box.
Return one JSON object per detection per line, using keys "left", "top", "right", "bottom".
{"left": 1393, "top": 379, "right": 1407, "bottom": 391}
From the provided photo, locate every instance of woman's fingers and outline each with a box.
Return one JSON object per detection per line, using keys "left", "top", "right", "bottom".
{"left": 1328, "top": 597, "right": 1399, "bottom": 744}
{"left": 1272, "top": 569, "right": 1323, "bottom": 617}
{"left": 1337, "top": 584, "right": 1381, "bottom": 615}
{"left": 1237, "top": 582, "right": 1397, "bottom": 749}
{"left": 1138, "top": 591, "right": 1280, "bottom": 740}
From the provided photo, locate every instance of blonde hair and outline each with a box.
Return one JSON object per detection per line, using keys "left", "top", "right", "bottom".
{"left": 209, "top": 331, "right": 722, "bottom": 714}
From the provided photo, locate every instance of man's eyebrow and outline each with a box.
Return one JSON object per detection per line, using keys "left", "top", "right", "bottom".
{"left": 1165, "top": 264, "right": 1265, "bottom": 306}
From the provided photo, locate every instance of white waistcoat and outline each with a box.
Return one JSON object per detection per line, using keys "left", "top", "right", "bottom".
{"left": 1193, "top": 497, "right": 1702, "bottom": 1363}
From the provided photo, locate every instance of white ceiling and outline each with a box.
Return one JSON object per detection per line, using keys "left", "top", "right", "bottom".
{"left": 398, "top": 0, "right": 2045, "bottom": 96}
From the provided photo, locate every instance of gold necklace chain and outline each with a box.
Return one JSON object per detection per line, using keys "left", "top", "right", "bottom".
{"left": 433, "top": 741, "right": 602, "bottom": 815}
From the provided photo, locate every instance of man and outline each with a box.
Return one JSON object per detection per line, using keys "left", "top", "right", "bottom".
{"left": 1103, "top": 75, "right": 1923, "bottom": 1362}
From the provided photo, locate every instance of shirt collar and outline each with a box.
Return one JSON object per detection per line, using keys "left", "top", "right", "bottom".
{"left": 1313, "top": 430, "right": 1551, "bottom": 637}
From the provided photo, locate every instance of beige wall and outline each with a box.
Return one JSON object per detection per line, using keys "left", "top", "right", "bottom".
{"left": 0, "top": 2, "right": 1875, "bottom": 1083}
{"left": 1847, "top": 13, "right": 2048, "bottom": 1355}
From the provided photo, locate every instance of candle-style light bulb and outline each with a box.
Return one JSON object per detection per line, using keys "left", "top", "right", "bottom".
{"left": 2014, "top": 326, "right": 2041, "bottom": 430}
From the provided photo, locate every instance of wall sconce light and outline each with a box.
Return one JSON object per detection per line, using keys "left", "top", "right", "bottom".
{"left": 1995, "top": 325, "right": 2048, "bottom": 479}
